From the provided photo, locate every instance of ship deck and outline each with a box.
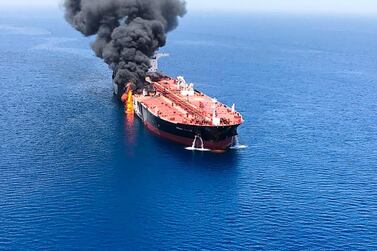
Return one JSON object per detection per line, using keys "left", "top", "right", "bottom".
{"left": 134, "top": 77, "right": 243, "bottom": 127}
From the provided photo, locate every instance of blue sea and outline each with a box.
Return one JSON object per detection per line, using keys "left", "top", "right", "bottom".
{"left": 1, "top": 8, "right": 377, "bottom": 250}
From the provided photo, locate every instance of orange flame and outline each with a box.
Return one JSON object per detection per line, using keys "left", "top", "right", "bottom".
{"left": 126, "top": 90, "right": 134, "bottom": 114}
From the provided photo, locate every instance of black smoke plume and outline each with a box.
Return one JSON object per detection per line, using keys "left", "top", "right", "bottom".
{"left": 64, "top": 0, "right": 186, "bottom": 90}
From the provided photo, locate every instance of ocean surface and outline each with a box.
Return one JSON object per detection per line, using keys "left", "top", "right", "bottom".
{"left": 1, "top": 8, "right": 377, "bottom": 250}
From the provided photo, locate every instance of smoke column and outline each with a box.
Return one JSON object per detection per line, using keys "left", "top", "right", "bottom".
{"left": 64, "top": 0, "right": 186, "bottom": 90}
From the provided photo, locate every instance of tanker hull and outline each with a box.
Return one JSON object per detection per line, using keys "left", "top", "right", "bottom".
{"left": 135, "top": 101, "right": 239, "bottom": 150}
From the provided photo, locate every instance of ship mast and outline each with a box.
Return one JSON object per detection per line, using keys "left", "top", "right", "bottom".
{"left": 149, "top": 53, "right": 169, "bottom": 73}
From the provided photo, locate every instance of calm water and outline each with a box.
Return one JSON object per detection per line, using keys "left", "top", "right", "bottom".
{"left": 1, "top": 9, "right": 377, "bottom": 250}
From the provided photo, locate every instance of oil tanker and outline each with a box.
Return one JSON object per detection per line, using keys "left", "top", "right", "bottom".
{"left": 116, "top": 54, "right": 244, "bottom": 150}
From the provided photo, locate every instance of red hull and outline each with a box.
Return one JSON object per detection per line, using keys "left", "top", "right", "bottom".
{"left": 144, "top": 121, "right": 233, "bottom": 150}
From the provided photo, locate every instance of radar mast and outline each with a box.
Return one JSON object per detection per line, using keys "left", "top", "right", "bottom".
{"left": 149, "top": 52, "right": 169, "bottom": 73}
